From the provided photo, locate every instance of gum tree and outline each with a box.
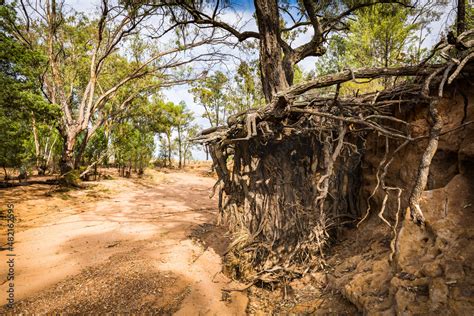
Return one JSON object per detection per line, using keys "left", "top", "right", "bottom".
{"left": 171, "top": 0, "right": 416, "bottom": 102}
{"left": 7, "top": 0, "right": 228, "bottom": 177}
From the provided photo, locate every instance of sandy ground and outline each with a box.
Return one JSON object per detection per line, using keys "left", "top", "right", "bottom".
{"left": 0, "top": 169, "right": 248, "bottom": 314}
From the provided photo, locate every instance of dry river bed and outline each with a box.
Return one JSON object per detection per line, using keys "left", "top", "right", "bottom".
{"left": 0, "top": 170, "right": 247, "bottom": 314}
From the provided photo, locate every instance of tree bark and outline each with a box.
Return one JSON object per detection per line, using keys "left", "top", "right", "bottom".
{"left": 409, "top": 100, "right": 442, "bottom": 224}
{"left": 42, "top": 130, "right": 56, "bottom": 175}
{"left": 254, "top": 0, "right": 290, "bottom": 102}
{"left": 126, "top": 162, "right": 132, "bottom": 177}
{"left": 31, "top": 113, "right": 43, "bottom": 175}
{"left": 457, "top": 0, "right": 466, "bottom": 35}
{"left": 59, "top": 130, "right": 77, "bottom": 175}
{"left": 3, "top": 165, "right": 8, "bottom": 181}
{"left": 166, "top": 131, "right": 172, "bottom": 167}
{"left": 177, "top": 125, "right": 183, "bottom": 168}
{"left": 74, "top": 130, "right": 89, "bottom": 169}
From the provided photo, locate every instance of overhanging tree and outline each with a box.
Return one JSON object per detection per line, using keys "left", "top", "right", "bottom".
{"left": 171, "top": 0, "right": 418, "bottom": 102}
{"left": 187, "top": 0, "right": 471, "bottom": 283}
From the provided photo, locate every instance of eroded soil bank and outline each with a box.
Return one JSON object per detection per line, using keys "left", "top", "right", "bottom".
{"left": 3, "top": 163, "right": 470, "bottom": 315}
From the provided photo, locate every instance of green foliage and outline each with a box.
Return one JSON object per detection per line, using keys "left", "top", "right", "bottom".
{"left": 226, "top": 61, "right": 265, "bottom": 113}
{"left": 154, "top": 99, "right": 196, "bottom": 167}
{"left": 190, "top": 63, "right": 264, "bottom": 129}
{"left": 81, "top": 127, "right": 108, "bottom": 166}
{"left": 190, "top": 71, "right": 229, "bottom": 127}
{"left": 231, "top": 61, "right": 264, "bottom": 112}
{"left": 314, "top": 35, "right": 347, "bottom": 77}
{"left": 110, "top": 96, "right": 167, "bottom": 173}
{"left": 0, "top": 107, "right": 30, "bottom": 170}
{"left": 0, "top": 4, "right": 58, "bottom": 172}
{"left": 173, "top": 101, "right": 196, "bottom": 167}
{"left": 468, "top": 2, "right": 474, "bottom": 30}
{"left": 314, "top": 2, "right": 445, "bottom": 95}
{"left": 112, "top": 118, "right": 155, "bottom": 174}
{"left": 293, "top": 64, "right": 304, "bottom": 85}
{"left": 345, "top": 4, "right": 419, "bottom": 69}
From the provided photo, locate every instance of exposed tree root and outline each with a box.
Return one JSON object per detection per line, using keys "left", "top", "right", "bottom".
{"left": 408, "top": 99, "right": 442, "bottom": 225}
{"left": 193, "top": 30, "right": 474, "bottom": 283}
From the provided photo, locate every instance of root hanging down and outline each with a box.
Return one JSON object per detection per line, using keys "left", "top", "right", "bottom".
{"left": 191, "top": 30, "right": 474, "bottom": 282}
{"left": 408, "top": 99, "right": 442, "bottom": 225}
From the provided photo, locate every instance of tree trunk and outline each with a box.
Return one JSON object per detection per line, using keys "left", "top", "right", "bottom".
{"left": 254, "top": 0, "right": 290, "bottom": 102}
{"left": 59, "top": 131, "right": 76, "bottom": 175}
{"left": 45, "top": 135, "right": 57, "bottom": 173}
{"left": 3, "top": 165, "right": 8, "bottom": 182}
{"left": 166, "top": 132, "right": 172, "bottom": 167}
{"left": 74, "top": 130, "right": 89, "bottom": 169}
{"left": 457, "top": 0, "right": 466, "bottom": 35}
{"left": 183, "top": 143, "right": 188, "bottom": 168}
{"left": 177, "top": 125, "right": 182, "bottom": 168}
{"left": 138, "top": 158, "right": 144, "bottom": 175}
{"left": 31, "top": 113, "right": 43, "bottom": 175}
{"left": 215, "top": 101, "right": 220, "bottom": 126}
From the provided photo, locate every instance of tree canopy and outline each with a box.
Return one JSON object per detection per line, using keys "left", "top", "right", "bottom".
{"left": 0, "top": 0, "right": 467, "bottom": 182}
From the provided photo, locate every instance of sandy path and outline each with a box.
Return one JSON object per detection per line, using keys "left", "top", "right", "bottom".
{"left": 0, "top": 171, "right": 247, "bottom": 314}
